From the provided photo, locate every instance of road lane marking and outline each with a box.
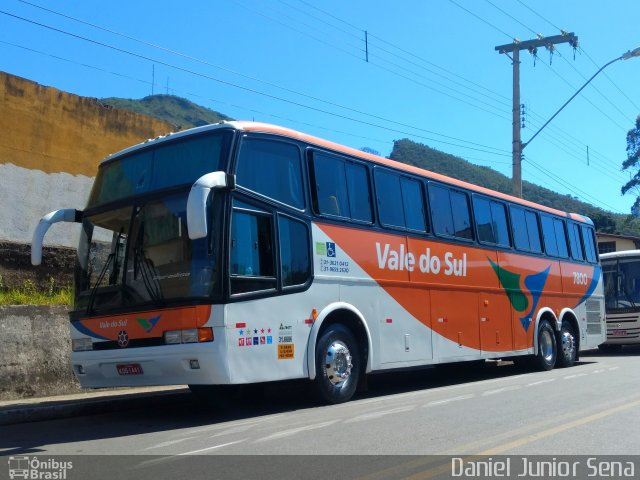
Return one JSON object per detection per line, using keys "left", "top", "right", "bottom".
{"left": 177, "top": 440, "right": 245, "bottom": 455}
{"left": 482, "top": 385, "right": 521, "bottom": 396}
{"left": 423, "top": 394, "right": 474, "bottom": 407}
{"left": 176, "top": 413, "right": 286, "bottom": 436}
{"left": 477, "top": 397, "right": 640, "bottom": 455}
{"left": 526, "top": 378, "right": 555, "bottom": 387}
{"left": 141, "top": 437, "right": 197, "bottom": 451}
{"left": 255, "top": 420, "right": 339, "bottom": 442}
{"left": 134, "top": 440, "right": 246, "bottom": 468}
{"left": 345, "top": 405, "right": 415, "bottom": 423}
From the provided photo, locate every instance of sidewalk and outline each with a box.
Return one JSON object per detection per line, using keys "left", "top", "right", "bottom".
{"left": 0, "top": 386, "right": 190, "bottom": 425}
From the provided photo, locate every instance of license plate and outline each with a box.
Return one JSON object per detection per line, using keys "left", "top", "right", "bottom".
{"left": 117, "top": 363, "right": 144, "bottom": 375}
{"left": 611, "top": 331, "right": 627, "bottom": 337}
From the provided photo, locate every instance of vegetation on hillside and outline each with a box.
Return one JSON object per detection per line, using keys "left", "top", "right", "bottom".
{"left": 390, "top": 138, "right": 640, "bottom": 236}
{"left": 101, "top": 94, "right": 233, "bottom": 130}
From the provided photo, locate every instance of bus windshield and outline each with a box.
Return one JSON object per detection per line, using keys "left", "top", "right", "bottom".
{"left": 72, "top": 129, "right": 232, "bottom": 313}
{"left": 602, "top": 256, "right": 640, "bottom": 310}
{"left": 75, "top": 193, "right": 219, "bottom": 312}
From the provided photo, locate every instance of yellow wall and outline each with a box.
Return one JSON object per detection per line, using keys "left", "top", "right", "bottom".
{"left": 0, "top": 71, "right": 175, "bottom": 176}
{"left": 0, "top": 72, "right": 178, "bottom": 246}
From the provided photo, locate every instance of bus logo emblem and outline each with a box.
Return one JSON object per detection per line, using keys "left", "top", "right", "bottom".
{"left": 117, "top": 330, "right": 130, "bottom": 348}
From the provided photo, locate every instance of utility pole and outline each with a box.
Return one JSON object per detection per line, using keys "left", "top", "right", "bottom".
{"left": 495, "top": 32, "right": 578, "bottom": 198}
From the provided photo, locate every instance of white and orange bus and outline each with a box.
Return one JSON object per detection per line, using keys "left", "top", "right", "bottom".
{"left": 600, "top": 250, "right": 640, "bottom": 351}
{"left": 32, "top": 121, "right": 605, "bottom": 404}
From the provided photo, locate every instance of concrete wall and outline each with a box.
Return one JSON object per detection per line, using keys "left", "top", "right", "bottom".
{"left": 0, "top": 305, "right": 79, "bottom": 400}
{"left": 0, "top": 71, "right": 175, "bottom": 247}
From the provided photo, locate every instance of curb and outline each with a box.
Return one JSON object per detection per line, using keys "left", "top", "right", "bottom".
{"left": 0, "top": 387, "right": 191, "bottom": 426}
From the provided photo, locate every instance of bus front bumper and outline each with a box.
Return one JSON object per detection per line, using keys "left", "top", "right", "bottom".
{"left": 71, "top": 342, "right": 229, "bottom": 388}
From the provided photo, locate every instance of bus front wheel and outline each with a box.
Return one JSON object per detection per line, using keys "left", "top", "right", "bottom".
{"left": 532, "top": 320, "right": 557, "bottom": 371}
{"left": 313, "top": 324, "right": 361, "bottom": 404}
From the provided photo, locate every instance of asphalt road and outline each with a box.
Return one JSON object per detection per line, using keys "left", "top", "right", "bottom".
{"left": 2, "top": 348, "right": 640, "bottom": 478}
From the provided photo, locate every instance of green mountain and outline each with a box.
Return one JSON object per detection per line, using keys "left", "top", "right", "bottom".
{"left": 390, "top": 138, "right": 640, "bottom": 236}
{"left": 100, "top": 94, "right": 233, "bottom": 130}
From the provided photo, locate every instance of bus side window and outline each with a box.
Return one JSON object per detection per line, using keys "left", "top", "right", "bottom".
{"left": 541, "top": 215, "right": 558, "bottom": 257}
{"left": 510, "top": 206, "right": 529, "bottom": 251}
{"left": 279, "top": 215, "right": 311, "bottom": 287}
{"left": 473, "top": 196, "right": 509, "bottom": 246}
{"left": 311, "top": 152, "right": 349, "bottom": 218}
{"left": 311, "top": 151, "right": 372, "bottom": 223}
{"left": 375, "top": 169, "right": 406, "bottom": 228}
{"left": 230, "top": 205, "right": 276, "bottom": 294}
{"left": 236, "top": 138, "right": 304, "bottom": 210}
{"left": 568, "top": 222, "right": 585, "bottom": 261}
{"left": 429, "top": 184, "right": 472, "bottom": 240}
{"left": 553, "top": 218, "right": 569, "bottom": 258}
{"left": 581, "top": 225, "right": 598, "bottom": 263}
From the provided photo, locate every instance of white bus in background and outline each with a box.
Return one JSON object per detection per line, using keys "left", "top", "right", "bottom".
{"left": 600, "top": 250, "right": 640, "bottom": 351}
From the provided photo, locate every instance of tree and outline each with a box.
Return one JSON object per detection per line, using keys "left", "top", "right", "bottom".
{"left": 621, "top": 115, "right": 640, "bottom": 215}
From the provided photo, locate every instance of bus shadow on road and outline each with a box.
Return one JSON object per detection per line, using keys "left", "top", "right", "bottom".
{"left": 580, "top": 345, "right": 640, "bottom": 357}
{"left": 0, "top": 359, "right": 588, "bottom": 455}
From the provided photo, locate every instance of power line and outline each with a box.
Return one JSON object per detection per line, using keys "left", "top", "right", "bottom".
{"left": 0, "top": 10, "right": 512, "bottom": 157}
{"left": 580, "top": 47, "right": 640, "bottom": 113}
{"left": 484, "top": 0, "right": 538, "bottom": 37}
{"left": 558, "top": 52, "right": 635, "bottom": 124}
{"left": 447, "top": 0, "right": 513, "bottom": 40}
{"left": 527, "top": 157, "right": 623, "bottom": 212}
{"left": 514, "top": 0, "right": 562, "bottom": 32}
{"left": 271, "top": 0, "right": 512, "bottom": 108}
{"left": 11, "top": 2, "right": 509, "bottom": 154}
{"left": 0, "top": 39, "right": 396, "bottom": 150}
{"left": 227, "top": 2, "right": 513, "bottom": 123}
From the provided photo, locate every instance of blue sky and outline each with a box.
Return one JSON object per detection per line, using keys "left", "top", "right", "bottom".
{"left": 1, "top": 0, "right": 639, "bottom": 214}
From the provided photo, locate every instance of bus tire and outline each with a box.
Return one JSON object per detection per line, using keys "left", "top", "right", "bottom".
{"left": 532, "top": 320, "right": 557, "bottom": 371}
{"left": 556, "top": 320, "right": 577, "bottom": 368}
{"left": 313, "top": 324, "right": 361, "bottom": 404}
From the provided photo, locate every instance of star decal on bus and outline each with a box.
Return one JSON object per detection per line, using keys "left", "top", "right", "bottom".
{"left": 488, "top": 258, "right": 551, "bottom": 332}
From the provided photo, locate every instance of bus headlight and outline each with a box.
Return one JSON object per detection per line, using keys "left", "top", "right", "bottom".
{"left": 164, "top": 328, "right": 213, "bottom": 344}
{"left": 72, "top": 338, "right": 93, "bottom": 351}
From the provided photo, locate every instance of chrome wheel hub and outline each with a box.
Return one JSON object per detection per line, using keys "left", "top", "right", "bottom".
{"left": 540, "top": 329, "right": 555, "bottom": 363}
{"left": 325, "top": 340, "right": 353, "bottom": 386}
{"left": 561, "top": 331, "right": 575, "bottom": 358}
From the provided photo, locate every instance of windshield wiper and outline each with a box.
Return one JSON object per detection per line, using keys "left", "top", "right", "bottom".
{"left": 86, "top": 253, "right": 114, "bottom": 315}
{"left": 133, "top": 222, "right": 164, "bottom": 305}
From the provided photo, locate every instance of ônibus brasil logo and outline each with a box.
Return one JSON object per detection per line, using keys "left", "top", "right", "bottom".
{"left": 8, "top": 456, "right": 72, "bottom": 479}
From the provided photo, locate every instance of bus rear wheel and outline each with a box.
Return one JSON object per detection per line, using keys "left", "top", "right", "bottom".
{"left": 556, "top": 320, "right": 577, "bottom": 368}
{"left": 532, "top": 320, "right": 557, "bottom": 371}
{"left": 313, "top": 324, "right": 361, "bottom": 404}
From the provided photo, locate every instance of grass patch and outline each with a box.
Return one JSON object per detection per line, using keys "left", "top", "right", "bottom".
{"left": 0, "top": 277, "right": 72, "bottom": 306}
